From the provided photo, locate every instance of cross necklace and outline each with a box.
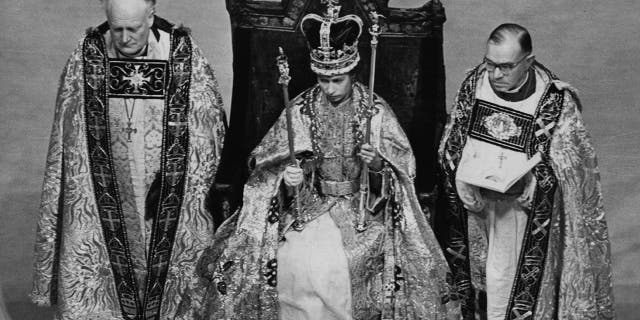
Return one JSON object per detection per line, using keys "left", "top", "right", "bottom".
{"left": 123, "top": 99, "right": 137, "bottom": 142}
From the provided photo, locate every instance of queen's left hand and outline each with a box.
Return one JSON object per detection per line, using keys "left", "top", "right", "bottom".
{"left": 359, "top": 143, "right": 382, "bottom": 171}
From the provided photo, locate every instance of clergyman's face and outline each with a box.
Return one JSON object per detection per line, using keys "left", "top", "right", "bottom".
{"left": 317, "top": 74, "right": 353, "bottom": 105}
{"left": 107, "top": 0, "right": 154, "bottom": 57}
{"left": 485, "top": 39, "right": 532, "bottom": 92}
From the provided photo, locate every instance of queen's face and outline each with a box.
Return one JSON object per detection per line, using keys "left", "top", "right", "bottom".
{"left": 317, "top": 74, "right": 353, "bottom": 105}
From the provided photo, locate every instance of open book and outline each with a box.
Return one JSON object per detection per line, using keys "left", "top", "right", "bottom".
{"left": 456, "top": 152, "right": 541, "bottom": 193}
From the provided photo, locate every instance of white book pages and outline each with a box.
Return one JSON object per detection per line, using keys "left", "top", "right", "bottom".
{"left": 457, "top": 152, "right": 541, "bottom": 193}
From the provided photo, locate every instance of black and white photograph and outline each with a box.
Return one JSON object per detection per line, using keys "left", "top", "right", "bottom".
{"left": 0, "top": 0, "right": 637, "bottom": 319}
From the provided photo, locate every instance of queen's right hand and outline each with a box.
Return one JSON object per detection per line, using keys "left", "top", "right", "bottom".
{"left": 284, "top": 165, "right": 304, "bottom": 187}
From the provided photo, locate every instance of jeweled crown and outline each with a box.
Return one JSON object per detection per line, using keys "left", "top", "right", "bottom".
{"left": 300, "top": 0, "right": 363, "bottom": 76}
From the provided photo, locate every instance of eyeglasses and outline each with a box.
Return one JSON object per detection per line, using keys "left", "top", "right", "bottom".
{"left": 483, "top": 55, "right": 529, "bottom": 74}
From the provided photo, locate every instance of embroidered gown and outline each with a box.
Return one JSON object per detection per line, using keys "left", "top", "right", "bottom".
{"left": 180, "top": 82, "right": 458, "bottom": 320}
{"left": 276, "top": 93, "right": 363, "bottom": 320}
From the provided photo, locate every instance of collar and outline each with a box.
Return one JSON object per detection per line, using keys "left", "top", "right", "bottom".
{"left": 491, "top": 68, "right": 537, "bottom": 102}
{"left": 115, "top": 44, "right": 149, "bottom": 59}
{"left": 150, "top": 17, "right": 163, "bottom": 42}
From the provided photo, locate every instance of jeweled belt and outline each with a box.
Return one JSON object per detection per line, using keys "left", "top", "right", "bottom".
{"left": 286, "top": 179, "right": 358, "bottom": 233}
{"left": 318, "top": 179, "right": 359, "bottom": 196}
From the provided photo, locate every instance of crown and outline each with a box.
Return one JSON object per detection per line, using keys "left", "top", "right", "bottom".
{"left": 300, "top": 0, "right": 363, "bottom": 76}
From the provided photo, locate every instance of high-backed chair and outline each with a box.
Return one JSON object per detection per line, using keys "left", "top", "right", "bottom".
{"left": 212, "top": 0, "right": 447, "bottom": 223}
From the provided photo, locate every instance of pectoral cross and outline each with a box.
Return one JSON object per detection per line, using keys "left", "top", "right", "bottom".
{"left": 123, "top": 121, "right": 137, "bottom": 142}
{"left": 498, "top": 152, "right": 507, "bottom": 169}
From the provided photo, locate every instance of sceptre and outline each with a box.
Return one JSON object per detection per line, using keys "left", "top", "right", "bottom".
{"left": 356, "top": 11, "right": 384, "bottom": 232}
{"left": 276, "top": 47, "right": 302, "bottom": 225}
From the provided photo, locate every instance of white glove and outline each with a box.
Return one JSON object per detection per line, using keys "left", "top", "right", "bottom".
{"left": 283, "top": 165, "right": 304, "bottom": 187}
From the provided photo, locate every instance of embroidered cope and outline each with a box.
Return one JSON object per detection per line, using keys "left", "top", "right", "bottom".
{"left": 437, "top": 62, "right": 615, "bottom": 320}
{"left": 31, "top": 17, "right": 227, "bottom": 320}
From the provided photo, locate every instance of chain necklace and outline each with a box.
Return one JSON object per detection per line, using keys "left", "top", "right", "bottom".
{"left": 123, "top": 99, "right": 137, "bottom": 142}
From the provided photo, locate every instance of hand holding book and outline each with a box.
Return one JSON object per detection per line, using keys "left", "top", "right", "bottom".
{"left": 457, "top": 150, "right": 542, "bottom": 194}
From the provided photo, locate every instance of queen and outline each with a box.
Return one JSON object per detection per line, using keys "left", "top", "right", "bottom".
{"left": 179, "top": 1, "right": 458, "bottom": 319}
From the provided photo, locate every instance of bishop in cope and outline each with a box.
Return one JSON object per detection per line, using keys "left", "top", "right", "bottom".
{"left": 437, "top": 23, "right": 615, "bottom": 320}
{"left": 31, "top": 0, "right": 227, "bottom": 319}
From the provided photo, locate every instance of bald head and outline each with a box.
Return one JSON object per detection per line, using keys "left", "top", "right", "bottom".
{"left": 104, "top": 0, "right": 155, "bottom": 57}
{"left": 102, "top": 0, "right": 156, "bottom": 10}
{"left": 104, "top": 0, "right": 154, "bottom": 19}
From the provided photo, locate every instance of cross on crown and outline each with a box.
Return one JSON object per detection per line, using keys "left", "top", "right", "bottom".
{"left": 301, "top": 0, "right": 363, "bottom": 75}
{"left": 321, "top": 0, "right": 341, "bottom": 20}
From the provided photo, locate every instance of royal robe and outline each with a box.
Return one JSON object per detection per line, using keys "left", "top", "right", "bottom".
{"left": 178, "top": 82, "right": 458, "bottom": 320}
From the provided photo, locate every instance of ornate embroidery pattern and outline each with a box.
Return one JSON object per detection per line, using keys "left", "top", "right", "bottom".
{"left": 267, "top": 196, "right": 280, "bottom": 224}
{"left": 385, "top": 175, "right": 403, "bottom": 230}
{"left": 263, "top": 259, "right": 278, "bottom": 287}
{"left": 109, "top": 60, "right": 168, "bottom": 99}
{"left": 393, "top": 265, "right": 404, "bottom": 292}
{"left": 483, "top": 112, "right": 521, "bottom": 141}
{"left": 227, "top": 0, "right": 311, "bottom": 30}
{"left": 210, "top": 260, "right": 235, "bottom": 295}
{"left": 505, "top": 85, "right": 563, "bottom": 320}
{"left": 83, "top": 27, "right": 193, "bottom": 320}
{"left": 227, "top": 0, "right": 446, "bottom": 36}
{"left": 83, "top": 29, "right": 143, "bottom": 319}
{"left": 300, "top": 83, "right": 373, "bottom": 158}
{"left": 391, "top": 201, "right": 403, "bottom": 229}
{"left": 143, "top": 28, "right": 192, "bottom": 319}
{"left": 469, "top": 99, "right": 535, "bottom": 152}
{"left": 440, "top": 64, "right": 564, "bottom": 320}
